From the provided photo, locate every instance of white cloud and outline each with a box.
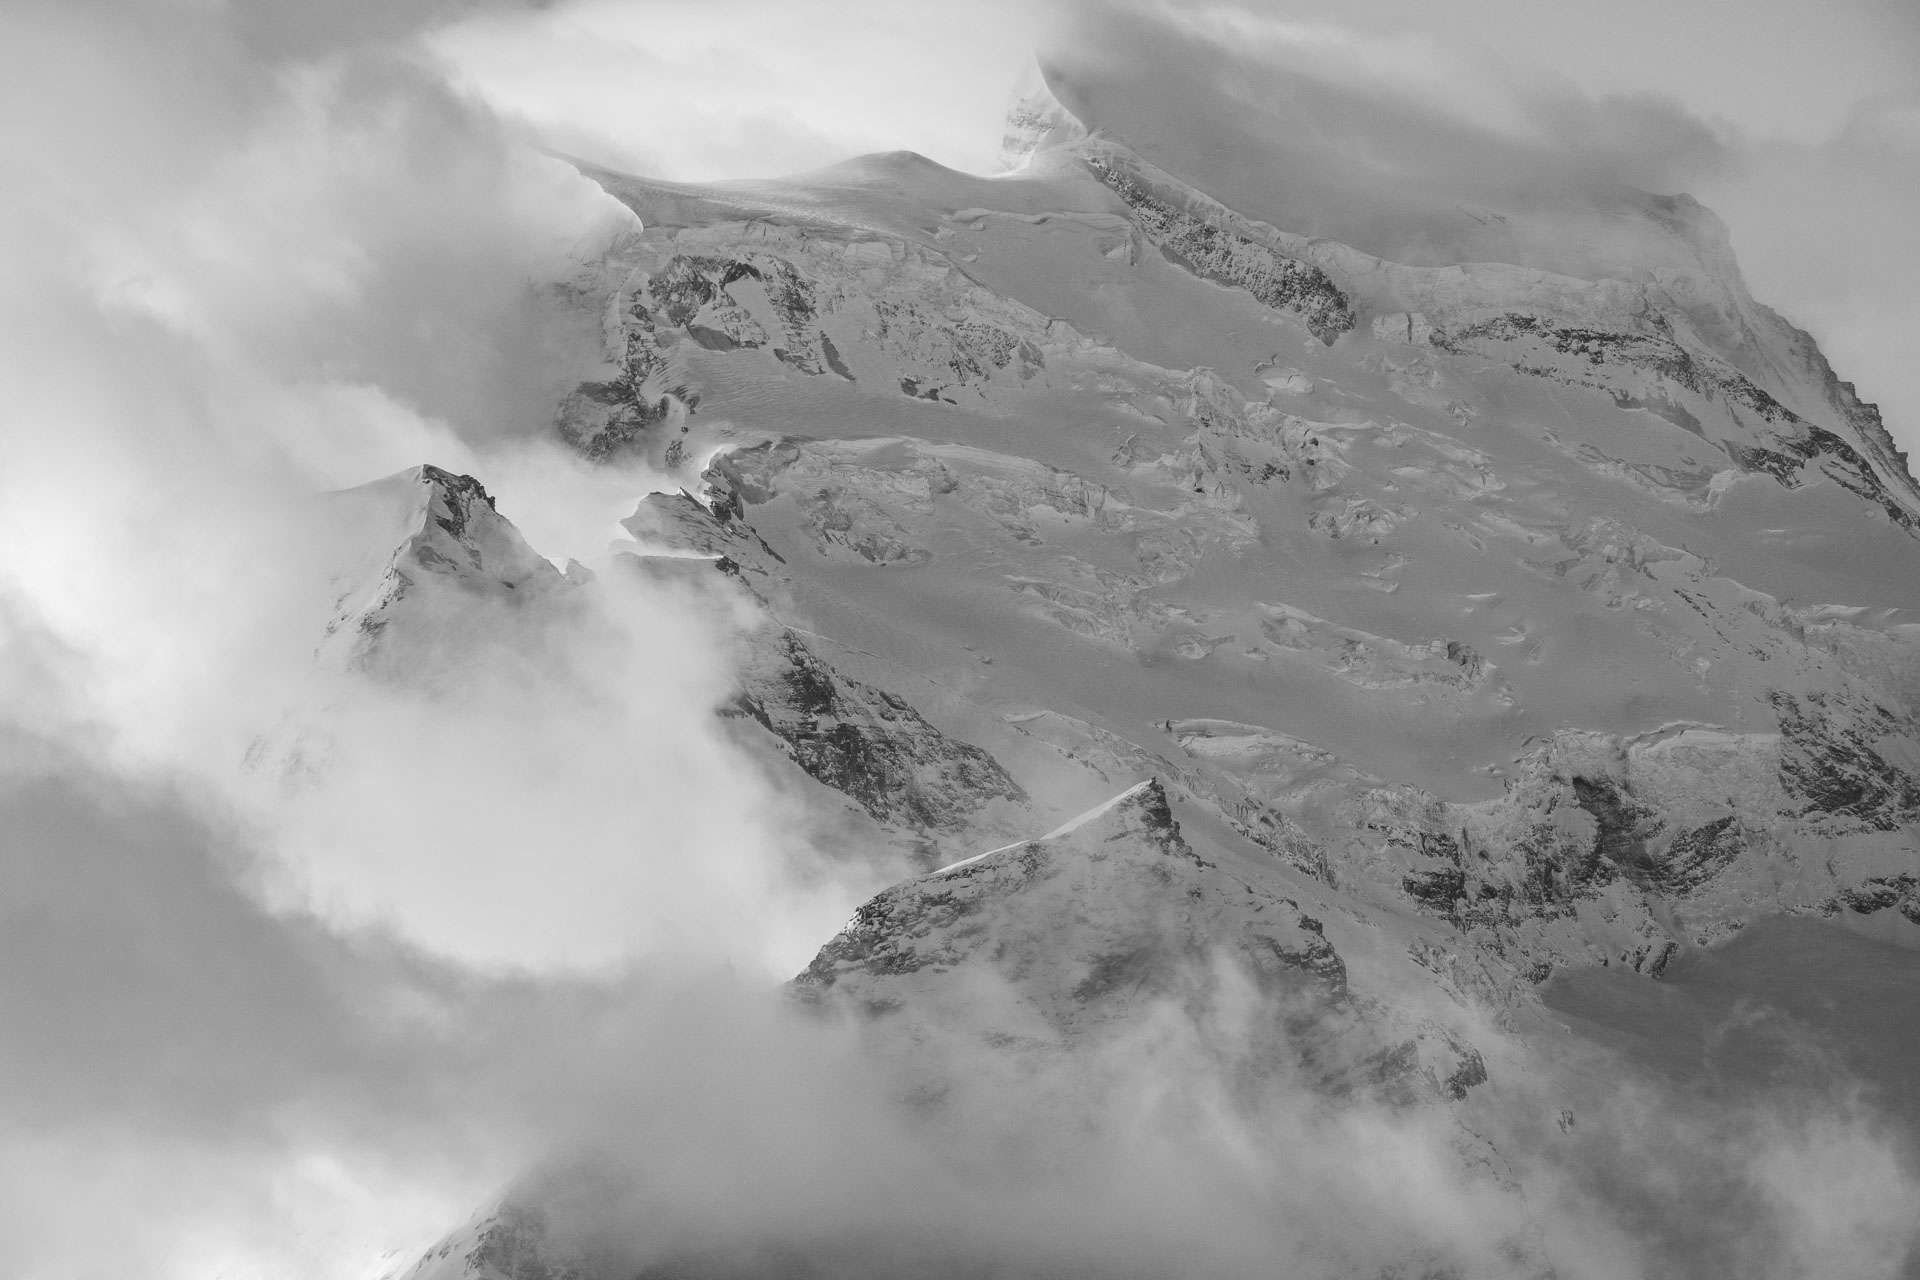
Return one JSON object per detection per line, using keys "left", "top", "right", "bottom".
{"left": 429, "top": 0, "right": 1046, "bottom": 179}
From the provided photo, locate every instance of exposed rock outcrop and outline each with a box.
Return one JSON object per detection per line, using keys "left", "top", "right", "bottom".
{"left": 1084, "top": 154, "right": 1356, "bottom": 344}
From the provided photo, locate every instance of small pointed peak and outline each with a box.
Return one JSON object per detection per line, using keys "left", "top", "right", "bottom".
{"left": 997, "top": 57, "right": 1087, "bottom": 173}
{"left": 1040, "top": 777, "right": 1166, "bottom": 836}
{"left": 1040, "top": 777, "right": 1188, "bottom": 854}
{"left": 414, "top": 463, "right": 497, "bottom": 511}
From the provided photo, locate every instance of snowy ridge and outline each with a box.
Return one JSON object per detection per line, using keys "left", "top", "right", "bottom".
{"left": 318, "top": 464, "right": 571, "bottom": 674}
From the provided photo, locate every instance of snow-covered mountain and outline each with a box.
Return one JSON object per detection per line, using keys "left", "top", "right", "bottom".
{"left": 359, "top": 61, "right": 1920, "bottom": 1280}
{"left": 319, "top": 464, "right": 582, "bottom": 672}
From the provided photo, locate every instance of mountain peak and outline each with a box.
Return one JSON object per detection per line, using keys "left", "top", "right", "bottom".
{"left": 414, "top": 461, "right": 496, "bottom": 509}
{"left": 369, "top": 462, "right": 553, "bottom": 589}
{"left": 317, "top": 463, "right": 568, "bottom": 673}
{"left": 794, "top": 776, "right": 1351, "bottom": 1025}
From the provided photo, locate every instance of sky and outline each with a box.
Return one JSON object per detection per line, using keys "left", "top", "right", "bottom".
{"left": 2, "top": 1, "right": 1918, "bottom": 1277}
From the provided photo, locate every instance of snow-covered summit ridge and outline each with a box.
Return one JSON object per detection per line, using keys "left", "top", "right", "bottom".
{"left": 995, "top": 61, "right": 1919, "bottom": 517}
{"left": 319, "top": 464, "right": 571, "bottom": 671}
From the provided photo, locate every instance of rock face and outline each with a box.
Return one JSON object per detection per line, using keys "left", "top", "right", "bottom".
{"left": 1083, "top": 152, "right": 1357, "bottom": 345}
{"left": 1428, "top": 312, "right": 1918, "bottom": 528}
{"left": 621, "top": 487, "right": 1034, "bottom": 864}
{"left": 725, "top": 625, "right": 1028, "bottom": 840}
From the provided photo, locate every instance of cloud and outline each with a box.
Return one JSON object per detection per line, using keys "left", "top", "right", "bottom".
{"left": 427, "top": 0, "right": 1048, "bottom": 179}
{"left": 406, "top": 953, "right": 1919, "bottom": 1280}
{"left": 6, "top": 724, "right": 1913, "bottom": 1280}
{"left": 1041, "top": 2, "right": 1733, "bottom": 256}
{"left": 246, "top": 554, "right": 886, "bottom": 974}
{"left": 0, "top": 703, "right": 897, "bottom": 1278}
{"left": 0, "top": 0, "right": 629, "bottom": 769}
{"left": 0, "top": 717, "right": 481, "bottom": 1278}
